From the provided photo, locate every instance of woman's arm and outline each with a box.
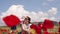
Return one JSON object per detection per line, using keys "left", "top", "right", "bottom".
{"left": 22, "top": 24, "right": 29, "bottom": 32}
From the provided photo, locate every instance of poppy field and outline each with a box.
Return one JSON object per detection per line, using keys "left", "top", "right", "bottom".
{"left": 0, "top": 23, "right": 60, "bottom": 34}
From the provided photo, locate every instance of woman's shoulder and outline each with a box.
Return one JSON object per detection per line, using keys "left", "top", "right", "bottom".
{"left": 22, "top": 24, "right": 26, "bottom": 25}
{"left": 29, "top": 23, "right": 32, "bottom": 26}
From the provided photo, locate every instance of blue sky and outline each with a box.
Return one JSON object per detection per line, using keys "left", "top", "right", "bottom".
{"left": 0, "top": 0, "right": 60, "bottom": 16}
{"left": 0, "top": 0, "right": 60, "bottom": 18}
{"left": 0, "top": 0, "right": 60, "bottom": 26}
{"left": 0, "top": 0, "right": 60, "bottom": 11}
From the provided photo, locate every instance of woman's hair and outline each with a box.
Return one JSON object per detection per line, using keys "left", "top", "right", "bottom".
{"left": 25, "top": 16, "right": 31, "bottom": 23}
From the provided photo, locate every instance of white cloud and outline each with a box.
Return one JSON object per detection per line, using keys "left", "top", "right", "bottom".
{"left": 0, "top": 17, "right": 6, "bottom": 26}
{"left": 0, "top": 5, "right": 59, "bottom": 26}
{"left": 0, "top": 5, "right": 48, "bottom": 22}
{"left": 48, "top": 7, "right": 58, "bottom": 21}
{"left": 49, "top": 17, "right": 55, "bottom": 20}
{"left": 48, "top": 7, "right": 58, "bottom": 16}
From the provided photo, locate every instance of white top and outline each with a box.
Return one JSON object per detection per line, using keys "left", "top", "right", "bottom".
{"left": 22, "top": 24, "right": 32, "bottom": 31}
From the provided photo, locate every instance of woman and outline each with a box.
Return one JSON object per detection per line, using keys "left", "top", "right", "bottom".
{"left": 19, "top": 16, "right": 31, "bottom": 34}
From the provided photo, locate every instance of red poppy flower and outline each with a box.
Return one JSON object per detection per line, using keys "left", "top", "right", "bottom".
{"left": 1, "top": 29, "right": 4, "bottom": 32}
{"left": 58, "top": 22, "right": 60, "bottom": 33}
{"left": 44, "top": 31, "right": 50, "bottom": 34}
{"left": 37, "top": 23, "right": 42, "bottom": 34}
{"left": 43, "top": 19, "right": 54, "bottom": 29}
{"left": 30, "top": 24, "right": 37, "bottom": 29}
{"left": 30, "top": 24, "right": 39, "bottom": 34}
{"left": 3, "top": 15, "right": 20, "bottom": 27}
{"left": 59, "top": 21, "right": 60, "bottom": 25}
{"left": 30, "top": 32, "right": 32, "bottom": 34}
{"left": 22, "top": 31, "right": 25, "bottom": 34}
{"left": 11, "top": 31, "right": 15, "bottom": 34}
{"left": 30, "top": 24, "right": 42, "bottom": 34}
{"left": 38, "top": 23, "right": 42, "bottom": 30}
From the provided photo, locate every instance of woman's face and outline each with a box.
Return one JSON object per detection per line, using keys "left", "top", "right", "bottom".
{"left": 24, "top": 18, "right": 30, "bottom": 24}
